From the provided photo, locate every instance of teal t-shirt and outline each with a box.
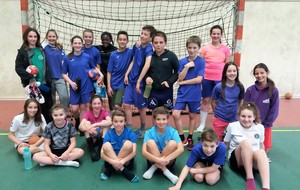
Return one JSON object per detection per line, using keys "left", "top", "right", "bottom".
{"left": 32, "top": 48, "right": 44, "bottom": 82}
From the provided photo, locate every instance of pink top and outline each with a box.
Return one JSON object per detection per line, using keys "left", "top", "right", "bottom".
{"left": 200, "top": 44, "right": 231, "bottom": 81}
{"left": 83, "top": 109, "right": 109, "bottom": 124}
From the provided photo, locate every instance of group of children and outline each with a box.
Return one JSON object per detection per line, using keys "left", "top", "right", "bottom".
{"left": 12, "top": 24, "right": 279, "bottom": 190}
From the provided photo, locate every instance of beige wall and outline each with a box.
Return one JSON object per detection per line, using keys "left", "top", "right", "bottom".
{"left": 240, "top": 0, "right": 300, "bottom": 98}
{"left": 0, "top": 0, "right": 299, "bottom": 99}
{"left": 0, "top": 0, "right": 24, "bottom": 99}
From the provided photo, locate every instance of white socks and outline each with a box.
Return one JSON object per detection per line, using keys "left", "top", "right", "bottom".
{"left": 163, "top": 169, "right": 178, "bottom": 184}
{"left": 143, "top": 164, "right": 157, "bottom": 179}
{"left": 197, "top": 111, "right": 208, "bottom": 132}
{"left": 55, "top": 160, "right": 79, "bottom": 167}
{"left": 143, "top": 164, "right": 178, "bottom": 184}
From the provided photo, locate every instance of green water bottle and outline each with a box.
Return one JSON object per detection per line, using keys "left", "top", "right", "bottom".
{"left": 143, "top": 84, "right": 152, "bottom": 98}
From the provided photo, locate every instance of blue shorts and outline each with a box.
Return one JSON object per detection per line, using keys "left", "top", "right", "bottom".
{"left": 201, "top": 79, "right": 220, "bottom": 98}
{"left": 174, "top": 101, "right": 200, "bottom": 113}
{"left": 123, "top": 83, "right": 147, "bottom": 108}
{"left": 70, "top": 90, "right": 92, "bottom": 105}
{"left": 147, "top": 88, "right": 173, "bottom": 110}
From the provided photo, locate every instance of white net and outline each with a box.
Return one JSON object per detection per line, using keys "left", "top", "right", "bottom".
{"left": 28, "top": 0, "right": 238, "bottom": 58}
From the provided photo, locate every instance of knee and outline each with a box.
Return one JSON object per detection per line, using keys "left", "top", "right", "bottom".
{"left": 239, "top": 140, "right": 252, "bottom": 148}
{"left": 166, "top": 140, "right": 177, "bottom": 150}
{"left": 205, "top": 175, "right": 220, "bottom": 185}
{"left": 172, "top": 112, "right": 180, "bottom": 120}
{"left": 122, "top": 140, "right": 133, "bottom": 151}
{"left": 102, "top": 142, "right": 111, "bottom": 152}
{"left": 146, "top": 139, "right": 156, "bottom": 147}
{"left": 77, "top": 148, "right": 85, "bottom": 157}
{"left": 193, "top": 174, "right": 204, "bottom": 183}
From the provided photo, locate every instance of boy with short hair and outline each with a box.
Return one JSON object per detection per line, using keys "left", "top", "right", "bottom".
{"left": 172, "top": 36, "right": 205, "bottom": 151}
{"left": 123, "top": 25, "right": 157, "bottom": 138}
{"left": 107, "top": 31, "right": 133, "bottom": 110}
{"left": 142, "top": 106, "right": 184, "bottom": 184}
{"left": 100, "top": 109, "right": 139, "bottom": 183}
{"left": 169, "top": 129, "right": 226, "bottom": 190}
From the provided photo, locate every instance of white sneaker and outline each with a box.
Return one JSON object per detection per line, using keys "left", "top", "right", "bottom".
{"left": 56, "top": 160, "right": 79, "bottom": 167}
{"left": 196, "top": 125, "right": 205, "bottom": 132}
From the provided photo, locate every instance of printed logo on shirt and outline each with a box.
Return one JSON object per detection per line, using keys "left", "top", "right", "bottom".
{"left": 20, "top": 124, "right": 27, "bottom": 128}
{"left": 38, "top": 55, "right": 44, "bottom": 61}
{"left": 263, "top": 98, "right": 270, "bottom": 104}
{"left": 162, "top": 58, "right": 168, "bottom": 61}
{"left": 254, "top": 133, "right": 260, "bottom": 139}
{"left": 116, "top": 55, "right": 120, "bottom": 59}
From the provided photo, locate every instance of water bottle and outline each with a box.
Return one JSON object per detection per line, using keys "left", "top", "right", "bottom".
{"left": 23, "top": 147, "right": 33, "bottom": 170}
{"left": 143, "top": 84, "right": 152, "bottom": 98}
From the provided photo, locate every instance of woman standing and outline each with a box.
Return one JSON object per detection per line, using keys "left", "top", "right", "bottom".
{"left": 15, "top": 27, "right": 53, "bottom": 123}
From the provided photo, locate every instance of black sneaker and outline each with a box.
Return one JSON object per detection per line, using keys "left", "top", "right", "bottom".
{"left": 187, "top": 138, "right": 194, "bottom": 151}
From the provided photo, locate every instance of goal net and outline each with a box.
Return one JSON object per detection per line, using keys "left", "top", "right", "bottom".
{"left": 28, "top": 0, "right": 238, "bottom": 58}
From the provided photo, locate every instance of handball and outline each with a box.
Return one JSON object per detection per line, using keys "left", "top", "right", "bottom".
{"left": 28, "top": 135, "right": 40, "bottom": 145}
{"left": 26, "top": 65, "right": 39, "bottom": 76}
{"left": 88, "top": 69, "right": 100, "bottom": 80}
{"left": 285, "top": 92, "right": 292, "bottom": 100}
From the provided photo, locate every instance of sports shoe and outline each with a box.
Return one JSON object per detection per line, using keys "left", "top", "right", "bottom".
{"left": 187, "top": 138, "right": 194, "bottom": 151}
{"left": 135, "top": 129, "right": 145, "bottom": 139}
{"left": 100, "top": 173, "right": 109, "bottom": 180}
{"left": 182, "top": 138, "right": 188, "bottom": 146}
{"left": 196, "top": 125, "right": 205, "bottom": 132}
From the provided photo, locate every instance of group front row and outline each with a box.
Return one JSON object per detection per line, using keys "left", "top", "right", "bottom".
{"left": 8, "top": 98, "right": 270, "bottom": 190}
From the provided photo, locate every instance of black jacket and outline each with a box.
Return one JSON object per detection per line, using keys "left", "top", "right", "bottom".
{"left": 145, "top": 49, "right": 179, "bottom": 90}
{"left": 15, "top": 47, "right": 51, "bottom": 87}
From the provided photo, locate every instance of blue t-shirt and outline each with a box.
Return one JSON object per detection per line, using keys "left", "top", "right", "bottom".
{"left": 103, "top": 127, "right": 136, "bottom": 155}
{"left": 107, "top": 48, "right": 133, "bottom": 90}
{"left": 62, "top": 53, "right": 94, "bottom": 94}
{"left": 82, "top": 46, "right": 101, "bottom": 67}
{"left": 44, "top": 44, "right": 65, "bottom": 79}
{"left": 144, "top": 125, "right": 181, "bottom": 152}
{"left": 186, "top": 142, "right": 226, "bottom": 167}
{"left": 177, "top": 56, "right": 205, "bottom": 102}
{"left": 212, "top": 83, "right": 244, "bottom": 122}
{"left": 128, "top": 43, "right": 153, "bottom": 85}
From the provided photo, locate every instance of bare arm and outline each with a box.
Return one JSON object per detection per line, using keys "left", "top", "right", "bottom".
{"left": 62, "top": 73, "right": 77, "bottom": 91}
{"left": 136, "top": 55, "right": 152, "bottom": 93}
{"left": 178, "top": 76, "right": 203, "bottom": 85}
{"left": 190, "top": 163, "right": 220, "bottom": 174}
{"left": 211, "top": 99, "right": 217, "bottom": 113}
{"left": 178, "top": 62, "right": 193, "bottom": 81}
{"left": 60, "top": 137, "right": 77, "bottom": 161}
{"left": 169, "top": 165, "right": 190, "bottom": 190}
{"left": 120, "top": 143, "right": 137, "bottom": 164}
{"left": 142, "top": 142, "right": 161, "bottom": 163}
{"left": 225, "top": 55, "right": 231, "bottom": 63}
{"left": 107, "top": 72, "right": 113, "bottom": 97}
{"left": 124, "top": 59, "right": 134, "bottom": 85}
{"left": 164, "top": 142, "right": 184, "bottom": 162}
{"left": 8, "top": 131, "right": 25, "bottom": 147}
